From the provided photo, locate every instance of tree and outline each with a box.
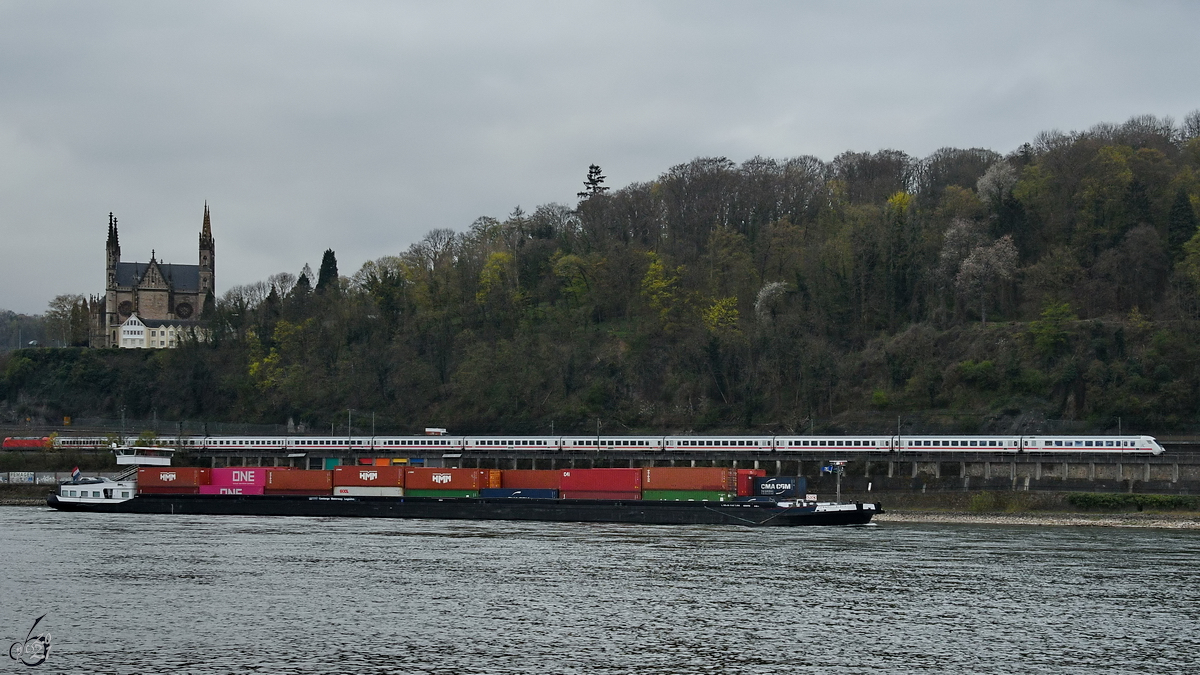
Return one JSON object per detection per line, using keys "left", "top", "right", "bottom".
{"left": 1168, "top": 188, "right": 1198, "bottom": 261}
{"left": 577, "top": 164, "right": 609, "bottom": 199}
{"left": 955, "top": 235, "right": 1017, "bottom": 324}
{"left": 976, "top": 161, "right": 1018, "bottom": 206}
{"left": 316, "top": 250, "right": 339, "bottom": 292}
{"left": 45, "top": 294, "right": 87, "bottom": 347}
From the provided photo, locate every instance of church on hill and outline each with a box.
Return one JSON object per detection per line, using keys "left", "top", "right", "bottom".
{"left": 89, "top": 205, "right": 216, "bottom": 348}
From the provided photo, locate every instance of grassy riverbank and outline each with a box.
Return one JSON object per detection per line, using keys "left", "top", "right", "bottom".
{"left": 0, "top": 485, "right": 52, "bottom": 506}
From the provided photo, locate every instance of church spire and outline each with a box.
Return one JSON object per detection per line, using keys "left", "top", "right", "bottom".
{"left": 200, "top": 201, "right": 213, "bottom": 245}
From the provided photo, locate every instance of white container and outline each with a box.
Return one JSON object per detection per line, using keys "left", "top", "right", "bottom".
{"left": 333, "top": 486, "right": 404, "bottom": 497}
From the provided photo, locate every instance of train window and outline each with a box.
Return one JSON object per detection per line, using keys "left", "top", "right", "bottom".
{"left": 1085, "top": 441, "right": 1092, "bottom": 447}
{"left": 1106, "top": 441, "right": 1114, "bottom": 447}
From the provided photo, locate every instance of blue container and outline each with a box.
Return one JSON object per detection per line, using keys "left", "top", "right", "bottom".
{"left": 754, "top": 476, "right": 806, "bottom": 497}
{"left": 480, "top": 488, "right": 559, "bottom": 499}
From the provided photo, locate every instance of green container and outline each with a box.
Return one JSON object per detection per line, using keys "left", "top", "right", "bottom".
{"left": 405, "top": 489, "right": 480, "bottom": 498}
{"left": 322, "top": 457, "right": 342, "bottom": 470}
{"left": 641, "top": 490, "right": 733, "bottom": 502}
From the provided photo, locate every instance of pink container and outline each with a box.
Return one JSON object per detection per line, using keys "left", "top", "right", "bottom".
{"left": 211, "top": 467, "right": 279, "bottom": 487}
{"left": 199, "top": 484, "right": 265, "bottom": 495}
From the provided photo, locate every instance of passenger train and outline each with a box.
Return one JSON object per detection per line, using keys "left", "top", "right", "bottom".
{"left": 11, "top": 433, "right": 1167, "bottom": 455}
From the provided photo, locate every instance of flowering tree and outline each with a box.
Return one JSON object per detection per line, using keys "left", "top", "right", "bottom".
{"left": 955, "top": 235, "right": 1018, "bottom": 325}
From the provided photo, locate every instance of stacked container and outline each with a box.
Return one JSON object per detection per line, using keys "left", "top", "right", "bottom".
{"left": 641, "top": 467, "right": 735, "bottom": 502}
{"left": 333, "top": 466, "right": 404, "bottom": 496}
{"left": 559, "top": 468, "right": 642, "bottom": 500}
{"left": 202, "top": 467, "right": 282, "bottom": 495}
{"left": 735, "top": 469, "right": 767, "bottom": 497}
{"left": 266, "top": 470, "right": 334, "bottom": 495}
{"left": 753, "top": 476, "right": 805, "bottom": 498}
{"left": 404, "top": 468, "right": 497, "bottom": 498}
{"left": 137, "top": 467, "right": 210, "bottom": 494}
{"left": 482, "top": 469, "right": 562, "bottom": 499}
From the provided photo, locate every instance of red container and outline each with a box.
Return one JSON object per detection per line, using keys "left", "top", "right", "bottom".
{"left": 559, "top": 468, "right": 642, "bottom": 492}
{"left": 264, "top": 489, "right": 330, "bottom": 496}
{"left": 137, "top": 485, "right": 200, "bottom": 494}
{"left": 138, "top": 467, "right": 211, "bottom": 488}
{"left": 561, "top": 491, "right": 642, "bottom": 500}
{"left": 500, "top": 470, "right": 562, "bottom": 490}
{"left": 403, "top": 468, "right": 493, "bottom": 491}
{"left": 211, "top": 467, "right": 284, "bottom": 487}
{"left": 266, "top": 470, "right": 333, "bottom": 491}
{"left": 642, "top": 467, "right": 735, "bottom": 492}
{"left": 736, "top": 469, "right": 767, "bottom": 496}
{"left": 333, "top": 465, "right": 403, "bottom": 487}
{"left": 199, "top": 485, "right": 264, "bottom": 495}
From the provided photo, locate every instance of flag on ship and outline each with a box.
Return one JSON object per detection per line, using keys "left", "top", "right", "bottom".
{"left": 71, "top": 466, "right": 81, "bottom": 481}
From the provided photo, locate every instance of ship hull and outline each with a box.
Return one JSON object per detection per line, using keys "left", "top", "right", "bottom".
{"left": 47, "top": 493, "right": 877, "bottom": 526}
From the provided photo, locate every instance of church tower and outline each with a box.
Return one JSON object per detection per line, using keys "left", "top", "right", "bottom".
{"left": 199, "top": 202, "right": 215, "bottom": 296}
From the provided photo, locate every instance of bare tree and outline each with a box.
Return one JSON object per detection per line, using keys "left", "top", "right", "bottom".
{"left": 269, "top": 272, "right": 297, "bottom": 297}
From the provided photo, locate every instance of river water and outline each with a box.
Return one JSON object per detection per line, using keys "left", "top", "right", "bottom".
{"left": 2, "top": 506, "right": 1198, "bottom": 674}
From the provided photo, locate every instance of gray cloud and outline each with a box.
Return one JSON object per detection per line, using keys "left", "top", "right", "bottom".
{"left": 2, "top": 0, "right": 1198, "bottom": 313}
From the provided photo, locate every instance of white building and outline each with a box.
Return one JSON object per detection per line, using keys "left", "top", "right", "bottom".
{"left": 118, "top": 314, "right": 205, "bottom": 349}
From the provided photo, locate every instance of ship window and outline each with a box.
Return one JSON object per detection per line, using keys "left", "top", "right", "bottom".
{"left": 92, "top": 491, "right": 101, "bottom": 497}
{"left": 121, "top": 491, "right": 130, "bottom": 498}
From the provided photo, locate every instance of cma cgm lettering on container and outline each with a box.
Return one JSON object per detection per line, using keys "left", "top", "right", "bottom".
{"left": 32, "top": 433, "right": 1167, "bottom": 456}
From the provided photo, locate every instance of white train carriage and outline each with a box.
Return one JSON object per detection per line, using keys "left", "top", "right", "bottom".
{"left": 899, "top": 436, "right": 1020, "bottom": 452}
{"left": 666, "top": 436, "right": 773, "bottom": 451}
{"left": 204, "top": 436, "right": 289, "bottom": 450}
{"left": 776, "top": 436, "right": 894, "bottom": 452}
{"left": 1021, "top": 435, "right": 1163, "bottom": 454}
{"left": 560, "top": 436, "right": 665, "bottom": 451}
{"left": 282, "top": 436, "right": 369, "bottom": 451}
{"left": 372, "top": 436, "right": 465, "bottom": 451}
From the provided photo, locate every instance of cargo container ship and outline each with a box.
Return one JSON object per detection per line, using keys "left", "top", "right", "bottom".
{"left": 47, "top": 466, "right": 880, "bottom": 526}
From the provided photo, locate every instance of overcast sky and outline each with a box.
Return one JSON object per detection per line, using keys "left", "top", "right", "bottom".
{"left": 1, "top": 1, "right": 1198, "bottom": 314}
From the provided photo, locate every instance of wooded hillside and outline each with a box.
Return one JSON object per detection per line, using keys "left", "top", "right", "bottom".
{"left": 5, "top": 113, "right": 1200, "bottom": 435}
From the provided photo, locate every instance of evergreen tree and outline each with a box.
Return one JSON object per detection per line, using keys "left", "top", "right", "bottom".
{"left": 577, "top": 164, "right": 609, "bottom": 199}
{"left": 316, "top": 249, "right": 339, "bottom": 292}
{"left": 1168, "top": 188, "right": 1198, "bottom": 261}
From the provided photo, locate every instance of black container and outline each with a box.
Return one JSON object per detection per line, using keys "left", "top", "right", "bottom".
{"left": 754, "top": 476, "right": 806, "bottom": 498}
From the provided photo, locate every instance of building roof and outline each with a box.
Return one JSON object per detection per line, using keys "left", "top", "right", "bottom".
{"left": 115, "top": 262, "right": 201, "bottom": 292}
{"left": 121, "top": 314, "right": 203, "bottom": 329}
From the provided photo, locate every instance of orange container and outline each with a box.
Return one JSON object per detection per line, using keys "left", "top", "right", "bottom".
{"left": 333, "top": 465, "right": 404, "bottom": 487}
{"left": 500, "top": 470, "right": 562, "bottom": 490}
{"left": 265, "top": 470, "right": 333, "bottom": 491}
{"left": 138, "top": 467, "right": 211, "bottom": 488}
{"left": 642, "top": 467, "right": 735, "bottom": 492}
{"left": 403, "top": 468, "right": 493, "bottom": 490}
